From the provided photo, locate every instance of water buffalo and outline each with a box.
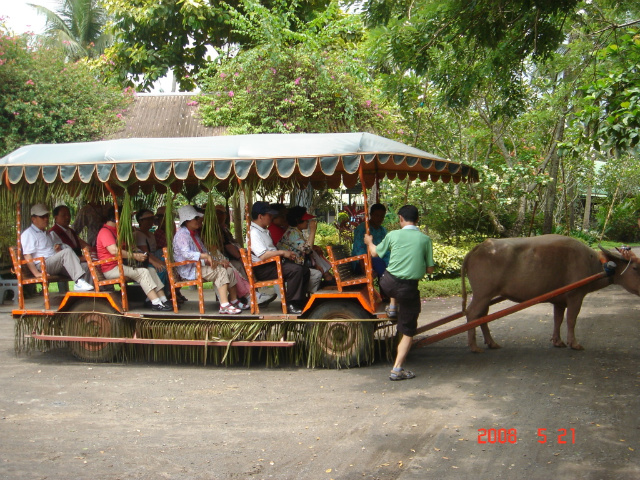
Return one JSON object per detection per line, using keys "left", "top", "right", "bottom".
{"left": 461, "top": 234, "right": 640, "bottom": 352}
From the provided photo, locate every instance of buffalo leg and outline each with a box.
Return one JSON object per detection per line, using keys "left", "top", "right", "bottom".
{"left": 552, "top": 303, "right": 567, "bottom": 347}
{"left": 466, "top": 300, "right": 491, "bottom": 353}
{"left": 565, "top": 298, "right": 585, "bottom": 350}
{"left": 480, "top": 322, "right": 501, "bottom": 350}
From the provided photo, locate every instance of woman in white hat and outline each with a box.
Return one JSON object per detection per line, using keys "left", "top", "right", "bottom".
{"left": 173, "top": 205, "right": 248, "bottom": 314}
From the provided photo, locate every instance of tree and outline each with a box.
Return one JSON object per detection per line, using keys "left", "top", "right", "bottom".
{"left": 361, "top": 0, "right": 581, "bottom": 113}
{"left": 101, "top": 0, "right": 329, "bottom": 91}
{"left": 195, "top": 1, "right": 404, "bottom": 136}
{"left": 0, "top": 21, "right": 133, "bottom": 157}
{"left": 573, "top": 27, "right": 640, "bottom": 154}
{"left": 29, "top": 0, "right": 112, "bottom": 60}
{"left": 362, "top": 1, "right": 640, "bottom": 239}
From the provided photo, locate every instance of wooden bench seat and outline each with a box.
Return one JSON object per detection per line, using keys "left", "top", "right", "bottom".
{"left": 239, "top": 248, "right": 287, "bottom": 314}
{"left": 326, "top": 244, "right": 378, "bottom": 310}
{"left": 9, "top": 245, "right": 71, "bottom": 310}
{"left": 82, "top": 247, "right": 129, "bottom": 311}
{"left": 163, "top": 247, "right": 205, "bottom": 314}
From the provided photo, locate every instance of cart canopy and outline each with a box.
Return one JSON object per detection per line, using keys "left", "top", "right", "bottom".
{"left": 0, "top": 132, "right": 479, "bottom": 189}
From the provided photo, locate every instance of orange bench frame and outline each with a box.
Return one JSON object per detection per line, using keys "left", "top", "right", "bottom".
{"left": 239, "top": 247, "right": 287, "bottom": 314}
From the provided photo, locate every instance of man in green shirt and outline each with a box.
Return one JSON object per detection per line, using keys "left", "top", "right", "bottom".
{"left": 365, "top": 205, "right": 434, "bottom": 381}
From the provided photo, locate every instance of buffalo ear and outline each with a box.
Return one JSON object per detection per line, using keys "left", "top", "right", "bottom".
{"left": 598, "top": 244, "right": 626, "bottom": 261}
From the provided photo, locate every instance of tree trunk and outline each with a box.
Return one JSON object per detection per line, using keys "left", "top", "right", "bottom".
{"left": 582, "top": 184, "right": 592, "bottom": 231}
{"left": 543, "top": 118, "right": 565, "bottom": 234}
{"left": 508, "top": 197, "right": 527, "bottom": 237}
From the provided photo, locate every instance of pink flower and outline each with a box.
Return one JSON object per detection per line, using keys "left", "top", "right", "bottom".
{"left": 364, "top": 100, "right": 372, "bottom": 107}
{"left": 220, "top": 72, "right": 227, "bottom": 79}
{"left": 234, "top": 72, "right": 239, "bottom": 77}
{"left": 116, "top": 113, "right": 123, "bottom": 119}
{"left": 271, "top": 68, "right": 276, "bottom": 74}
{"left": 25, "top": 79, "right": 34, "bottom": 85}
{"left": 294, "top": 77, "right": 301, "bottom": 85}
{"left": 228, "top": 91, "right": 234, "bottom": 97}
{"left": 186, "top": 100, "right": 199, "bottom": 106}
{"left": 66, "top": 119, "right": 75, "bottom": 125}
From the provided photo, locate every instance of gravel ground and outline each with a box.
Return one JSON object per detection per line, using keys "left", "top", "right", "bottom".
{"left": 0, "top": 286, "right": 638, "bottom": 480}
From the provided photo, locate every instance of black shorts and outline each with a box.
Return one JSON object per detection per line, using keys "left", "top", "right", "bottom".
{"left": 379, "top": 272, "right": 421, "bottom": 337}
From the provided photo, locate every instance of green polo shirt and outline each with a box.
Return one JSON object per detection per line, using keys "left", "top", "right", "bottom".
{"left": 375, "top": 226, "right": 434, "bottom": 280}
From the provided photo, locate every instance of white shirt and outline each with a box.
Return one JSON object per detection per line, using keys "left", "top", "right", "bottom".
{"left": 21, "top": 224, "right": 56, "bottom": 263}
{"left": 248, "top": 222, "right": 276, "bottom": 262}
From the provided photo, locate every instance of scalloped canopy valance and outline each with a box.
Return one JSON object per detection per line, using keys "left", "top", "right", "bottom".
{"left": 0, "top": 132, "right": 479, "bottom": 190}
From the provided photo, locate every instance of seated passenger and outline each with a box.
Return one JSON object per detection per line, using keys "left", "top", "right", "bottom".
{"left": 215, "top": 204, "right": 245, "bottom": 275}
{"left": 277, "top": 206, "right": 334, "bottom": 293}
{"left": 73, "top": 202, "right": 111, "bottom": 247}
{"left": 248, "top": 201, "right": 310, "bottom": 315}
{"left": 173, "top": 205, "right": 248, "bottom": 314}
{"left": 267, "top": 203, "right": 288, "bottom": 246}
{"left": 351, "top": 203, "right": 396, "bottom": 316}
{"left": 135, "top": 209, "right": 168, "bottom": 274}
{"left": 21, "top": 203, "right": 93, "bottom": 292}
{"left": 215, "top": 204, "right": 277, "bottom": 307}
{"left": 96, "top": 206, "right": 171, "bottom": 311}
{"left": 351, "top": 203, "right": 390, "bottom": 277}
{"left": 153, "top": 206, "right": 172, "bottom": 258}
{"left": 48, "top": 205, "right": 90, "bottom": 257}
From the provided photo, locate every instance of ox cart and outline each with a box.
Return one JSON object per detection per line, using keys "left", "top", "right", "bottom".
{"left": 1, "top": 132, "right": 479, "bottom": 368}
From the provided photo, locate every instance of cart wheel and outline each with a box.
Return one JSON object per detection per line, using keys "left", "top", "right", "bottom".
{"left": 64, "top": 299, "right": 124, "bottom": 362}
{"left": 307, "top": 301, "right": 374, "bottom": 368}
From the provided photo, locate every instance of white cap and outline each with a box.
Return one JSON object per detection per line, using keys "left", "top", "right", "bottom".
{"left": 30, "top": 203, "right": 50, "bottom": 216}
{"left": 178, "top": 205, "right": 204, "bottom": 224}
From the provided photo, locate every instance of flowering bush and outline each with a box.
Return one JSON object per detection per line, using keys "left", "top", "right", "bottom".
{"left": 0, "top": 23, "right": 133, "bottom": 156}
{"left": 193, "top": 0, "right": 405, "bottom": 136}
{"left": 196, "top": 45, "right": 404, "bottom": 135}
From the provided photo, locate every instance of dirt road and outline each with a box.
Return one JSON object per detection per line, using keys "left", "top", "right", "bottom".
{"left": 0, "top": 286, "right": 638, "bottom": 479}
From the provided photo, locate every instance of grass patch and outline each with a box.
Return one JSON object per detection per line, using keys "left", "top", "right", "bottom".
{"left": 419, "top": 277, "right": 470, "bottom": 298}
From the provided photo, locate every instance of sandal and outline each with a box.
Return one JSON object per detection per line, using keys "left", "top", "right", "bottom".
{"left": 219, "top": 304, "right": 242, "bottom": 315}
{"left": 389, "top": 368, "right": 415, "bottom": 381}
{"left": 385, "top": 305, "right": 397, "bottom": 318}
{"left": 232, "top": 300, "right": 250, "bottom": 310}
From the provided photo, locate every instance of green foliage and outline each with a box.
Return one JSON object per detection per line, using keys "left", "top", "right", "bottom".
{"left": 362, "top": 0, "right": 580, "bottom": 113}
{"left": 0, "top": 24, "right": 133, "bottom": 157}
{"left": 595, "top": 197, "right": 640, "bottom": 243}
{"left": 102, "top": 0, "right": 330, "bottom": 90}
{"left": 574, "top": 28, "right": 640, "bottom": 154}
{"left": 195, "top": 2, "right": 403, "bottom": 135}
{"left": 432, "top": 243, "right": 468, "bottom": 279}
{"left": 314, "top": 222, "right": 341, "bottom": 248}
{"left": 566, "top": 228, "right": 599, "bottom": 246}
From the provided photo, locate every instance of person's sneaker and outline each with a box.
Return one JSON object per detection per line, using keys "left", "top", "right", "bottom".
{"left": 219, "top": 304, "right": 242, "bottom": 314}
{"left": 257, "top": 292, "right": 277, "bottom": 306}
{"left": 150, "top": 302, "right": 172, "bottom": 311}
{"left": 73, "top": 279, "right": 93, "bottom": 292}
